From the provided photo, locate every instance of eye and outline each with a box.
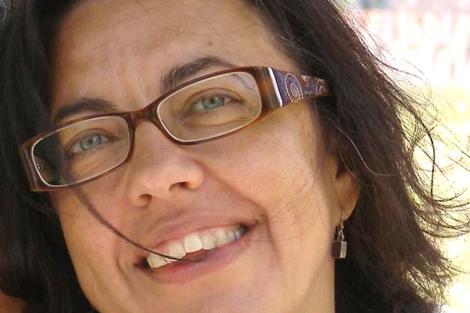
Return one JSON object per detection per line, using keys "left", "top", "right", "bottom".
{"left": 67, "top": 132, "right": 111, "bottom": 157}
{"left": 192, "top": 95, "right": 230, "bottom": 111}
{"left": 182, "top": 89, "right": 245, "bottom": 118}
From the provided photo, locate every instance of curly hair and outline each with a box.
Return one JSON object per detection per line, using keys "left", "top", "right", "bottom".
{"left": 0, "top": 1, "right": 468, "bottom": 312}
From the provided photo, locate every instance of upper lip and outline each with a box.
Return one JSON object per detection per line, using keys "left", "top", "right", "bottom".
{"left": 132, "top": 204, "right": 259, "bottom": 265}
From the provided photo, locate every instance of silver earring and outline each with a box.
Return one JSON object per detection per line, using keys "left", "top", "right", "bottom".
{"left": 332, "top": 215, "right": 347, "bottom": 259}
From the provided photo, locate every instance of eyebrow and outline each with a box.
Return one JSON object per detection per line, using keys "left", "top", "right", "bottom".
{"left": 52, "top": 56, "right": 236, "bottom": 124}
{"left": 160, "top": 56, "right": 235, "bottom": 93}
{"left": 52, "top": 98, "right": 118, "bottom": 124}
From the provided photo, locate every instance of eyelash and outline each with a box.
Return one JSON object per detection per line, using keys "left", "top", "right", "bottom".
{"left": 182, "top": 90, "right": 244, "bottom": 117}
{"left": 65, "top": 131, "right": 116, "bottom": 159}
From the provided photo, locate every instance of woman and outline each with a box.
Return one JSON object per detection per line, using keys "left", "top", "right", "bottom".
{"left": 0, "top": 0, "right": 467, "bottom": 312}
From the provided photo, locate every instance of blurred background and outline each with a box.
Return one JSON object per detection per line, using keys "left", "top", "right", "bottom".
{"left": 345, "top": 1, "right": 470, "bottom": 312}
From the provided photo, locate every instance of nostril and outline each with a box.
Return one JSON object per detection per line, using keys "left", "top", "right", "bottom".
{"left": 138, "top": 194, "right": 152, "bottom": 204}
{"left": 179, "top": 180, "right": 201, "bottom": 190}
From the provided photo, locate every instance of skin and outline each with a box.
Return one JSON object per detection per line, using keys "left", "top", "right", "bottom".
{"left": 0, "top": 293, "right": 23, "bottom": 313}
{"left": 50, "top": 1, "right": 359, "bottom": 312}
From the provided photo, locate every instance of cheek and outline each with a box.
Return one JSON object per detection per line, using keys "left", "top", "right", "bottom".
{"left": 204, "top": 105, "right": 335, "bottom": 252}
{"left": 52, "top": 173, "right": 134, "bottom": 232}
{"left": 51, "top": 191, "right": 123, "bottom": 275}
{"left": 210, "top": 106, "right": 337, "bottom": 299}
{"left": 51, "top": 192, "right": 138, "bottom": 310}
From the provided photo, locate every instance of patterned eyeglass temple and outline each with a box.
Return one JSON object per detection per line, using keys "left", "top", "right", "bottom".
{"left": 270, "top": 69, "right": 331, "bottom": 107}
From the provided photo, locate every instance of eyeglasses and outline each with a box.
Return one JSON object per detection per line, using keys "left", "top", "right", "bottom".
{"left": 20, "top": 66, "right": 331, "bottom": 191}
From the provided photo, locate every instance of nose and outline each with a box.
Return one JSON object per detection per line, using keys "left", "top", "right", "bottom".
{"left": 125, "top": 122, "right": 204, "bottom": 206}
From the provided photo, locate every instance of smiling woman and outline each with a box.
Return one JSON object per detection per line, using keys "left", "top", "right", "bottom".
{"left": 0, "top": 1, "right": 468, "bottom": 313}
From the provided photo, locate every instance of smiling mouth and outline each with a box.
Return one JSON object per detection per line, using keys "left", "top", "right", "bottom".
{"left": 144, "top": 224, "right": 248, "bottom": 270}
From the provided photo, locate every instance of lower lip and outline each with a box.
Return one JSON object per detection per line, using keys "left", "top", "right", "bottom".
{"left": 137, "top": 225, "right": 254, "bottom": 284}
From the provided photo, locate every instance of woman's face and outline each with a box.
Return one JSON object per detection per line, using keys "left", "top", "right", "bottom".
{"left": 50, "top": 1, "right": 358, "bottom": 312}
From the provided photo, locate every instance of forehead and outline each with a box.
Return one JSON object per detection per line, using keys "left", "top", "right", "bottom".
{"left": 54, "top": 0, "right": 266, "bottom": 60}
{"left": 51, "top": 0, "right": 290, "bottom": 110}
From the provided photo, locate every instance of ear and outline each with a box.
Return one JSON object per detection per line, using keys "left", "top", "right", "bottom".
{"left": 333, "top": 153, "right": 360, "bottom": 222}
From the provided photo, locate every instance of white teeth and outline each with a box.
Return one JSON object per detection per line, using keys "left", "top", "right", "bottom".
{"left": 168, "top": 241, "right": 186, "bottom": 258}
{"left": 147, "top": 253, "right": 171, "bottom": 269}
{"left": 183, "top": 234, "right": 203, "bottom": 253}
{"left": 214, "top": 229, "right": 231, "bottom": 246}
{"left": 146, "top": 226, "right": 245, "bottom": 270}
{"left": 234, "top": 228, "right": 243, "bottom": 240}
{"left": 201, "top": 233, "right": 216, "bottom": 250}
{"left": 227, "top": 231, "right": 236, "bottom": 241}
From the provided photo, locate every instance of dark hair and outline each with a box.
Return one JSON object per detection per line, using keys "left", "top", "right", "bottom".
{"left": 0, "top": 1, "right": 468, "bottom": 312}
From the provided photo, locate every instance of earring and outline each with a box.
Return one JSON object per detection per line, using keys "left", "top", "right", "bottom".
{"left": 332, "top": 214, "right": 347, "bottom": 259}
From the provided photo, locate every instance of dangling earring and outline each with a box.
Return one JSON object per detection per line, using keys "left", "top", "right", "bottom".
{"left": 332, "top": 213, "right": 347, "bottom": 259}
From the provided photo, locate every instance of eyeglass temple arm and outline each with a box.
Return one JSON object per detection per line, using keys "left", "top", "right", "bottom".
{"left": 270, "top": 68, "right": 331, "bottom": 107}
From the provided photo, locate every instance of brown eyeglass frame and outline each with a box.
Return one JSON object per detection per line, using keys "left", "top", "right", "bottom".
{"left": 20, "top": 66, "right": 331, "bottom": 191}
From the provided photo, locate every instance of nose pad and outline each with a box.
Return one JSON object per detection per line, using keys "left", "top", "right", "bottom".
{"left": 125, "top": 122, "right": 204, "bottom": 206}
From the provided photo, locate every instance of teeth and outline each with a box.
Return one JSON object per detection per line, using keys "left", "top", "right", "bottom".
{"left": 146, "top": 226, "right": 245, "bottom": 270}
{"left": 183, "top": 234, "right": 203, "bottom": 253}
{"left": 201, "top": 233, "right": 216, "bottom": 250}
{"left": 214, "top": 229, "right": 232, "bottom": 246}
{"left": 168, "top": 241, "right": 186, "bottom": 258}
{"left": 147, "top": 253, "right": 172, "bottom": 269}
{"left": 227, "top": 230, "right": 236, "bottom": 241}
{"left": 234, "top": 228, "right": 243, "bottom": 240}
